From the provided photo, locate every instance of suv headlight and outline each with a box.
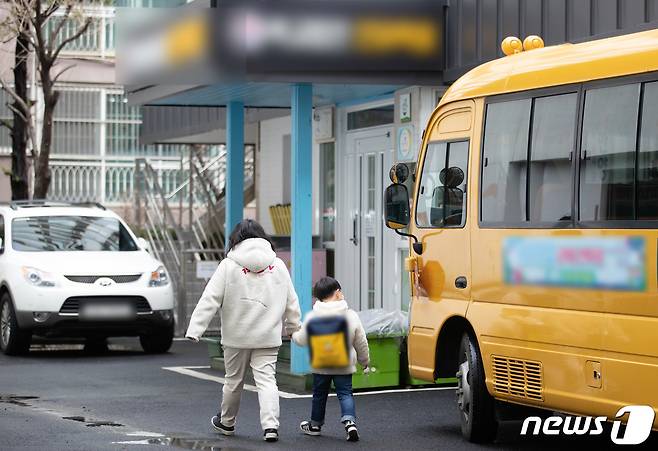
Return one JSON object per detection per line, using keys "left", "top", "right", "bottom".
{"left": 149, "top": 266, "right": 169, "bottom": 287}
{"left": 21, "top": 267, "right": 56, "bottom": 287}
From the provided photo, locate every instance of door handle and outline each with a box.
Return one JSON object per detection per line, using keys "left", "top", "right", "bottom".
{"left": 455, "top": 276, "right": 467, "bottom": 289}
{"left": 349, "top": 215, "right": 359, "bottom": 246}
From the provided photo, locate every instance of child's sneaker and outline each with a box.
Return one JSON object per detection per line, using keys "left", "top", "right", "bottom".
{"left": 263, "top": 428, "right": 279, "bottom": 442}
{"left": 300, "top": 420, "right": 322, "bottom": 436}
{"left": 343, "top": 420, "right": 359, "bottom": 442}
{"left": 211, "top": 415, "right": 235, "bottom": 436}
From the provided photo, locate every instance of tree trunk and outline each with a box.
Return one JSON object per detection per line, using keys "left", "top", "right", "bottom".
{"left": 33, "top": 83, "right": 58, "bottom": 200}
{"left": 10, "top": 29, "right": 30, "bottom": 201}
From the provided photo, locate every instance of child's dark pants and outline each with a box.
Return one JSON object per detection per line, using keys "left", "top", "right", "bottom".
{"left": 310, "top": 373, "right": 356, "bottom": 426}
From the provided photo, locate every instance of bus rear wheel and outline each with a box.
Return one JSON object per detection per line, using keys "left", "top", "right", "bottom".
{"left": 456, "top": 332, "right": 497, "bottom": 443}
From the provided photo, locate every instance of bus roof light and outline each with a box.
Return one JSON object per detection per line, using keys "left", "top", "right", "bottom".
{"left": 523, "top": 35, "right": 545, "bottom": 51}
{"left": 501, "top": 36, "right": 523, "bottom": 56}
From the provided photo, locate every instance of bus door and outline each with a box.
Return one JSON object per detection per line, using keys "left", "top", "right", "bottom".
{"left": 407, "top": 102, "right": 475, "bottom": 381}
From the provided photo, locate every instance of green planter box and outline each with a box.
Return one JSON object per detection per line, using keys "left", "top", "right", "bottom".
{"left": 408, "top": 376, "right": 458, "bottom": 386}
{"left": 352, "top": 336, "right": 402, "bottom": 390}
{"left": 201, "top": 335, "right": 406, "bottom": 391}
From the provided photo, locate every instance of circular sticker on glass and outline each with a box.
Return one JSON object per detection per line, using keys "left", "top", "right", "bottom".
{"left": 397, "top": 126, "right": 414, "bottom": 161}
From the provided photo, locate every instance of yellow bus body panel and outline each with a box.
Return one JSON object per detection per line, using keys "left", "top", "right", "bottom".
{"left": 406, "top": 28, "right": 658, "bottom": 427}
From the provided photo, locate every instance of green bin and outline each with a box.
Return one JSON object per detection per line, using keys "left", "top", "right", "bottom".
{"left": 352, "top": 336, "right": 402, "bottom": 389}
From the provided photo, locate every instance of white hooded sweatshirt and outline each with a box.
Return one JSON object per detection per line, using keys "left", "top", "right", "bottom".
{"left": 292, "top": 299, "right": 370, "bottom": 375}
{"left": 186, "top": 238, "right": 301, "bottom": 349}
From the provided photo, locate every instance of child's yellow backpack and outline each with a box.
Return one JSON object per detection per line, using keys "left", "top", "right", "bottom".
{"left": 307, "top": 316, "right": 350, "bottom": 369}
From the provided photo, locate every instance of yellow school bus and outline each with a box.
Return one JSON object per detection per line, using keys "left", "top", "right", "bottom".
{"left": 385, "top": 29, "right": 658, "bottom": 442}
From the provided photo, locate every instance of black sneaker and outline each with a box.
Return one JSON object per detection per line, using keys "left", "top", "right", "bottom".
{"left": 211, "top": 415, "right": 235, "bottom": 436}
{"left": 300, "top": 420, "right": 322, "bottom": 436}
{"left": 344, "top": 421, "right": 359, "bottom": 442}
{"left": 263, "top": 428, "right": 279, "bottom": 442}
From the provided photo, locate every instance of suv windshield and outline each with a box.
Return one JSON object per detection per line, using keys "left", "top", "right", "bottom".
{"left": 11, "top": 216, "right": 138, "bottom": 252}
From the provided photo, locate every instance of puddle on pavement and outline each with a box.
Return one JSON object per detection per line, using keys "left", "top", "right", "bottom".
{"left": 0, "top": 394, "right": 39, "bottom": 407}
{"left": 63, "top": 415, "right": 123, "bottom": 427}
{"left": 115, "top": 435, "right": 245, "bottom": 451}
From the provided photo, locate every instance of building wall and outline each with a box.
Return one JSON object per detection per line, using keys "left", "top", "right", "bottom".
{"left": 444, "top": 0, "right": 658, "bottom": 82}
{"left": 257, "top": 114, "right": 319, "bottom": 238}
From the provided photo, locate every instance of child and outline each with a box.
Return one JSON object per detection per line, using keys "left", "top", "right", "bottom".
{"left": 292, "top": 277, "right": 369, "bottom": 442}
{"left": 186, "top": 219, "right": 301, "bottom": 443}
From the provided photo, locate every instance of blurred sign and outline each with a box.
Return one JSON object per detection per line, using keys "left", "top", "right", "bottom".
{"left": 314, "top": 107, "right": 334, "bottom": 141}
{"left": 503, "top": 237, "right": 646, "bottom": 291}
{"left": 117, "top": 1, "right": 444, "bottom": 85}
{"left": 196, "top": 261, "right": 220, "bottom": 280}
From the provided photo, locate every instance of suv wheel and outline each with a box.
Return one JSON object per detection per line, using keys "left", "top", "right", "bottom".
{"left": 140, "top": 325, "right": 174, "bottom": 354}
{"left": 0, "top": 294, "right": 31, "bottom": 356}
{"left": 456, "top": 332, "right": 497, "bottom": 443}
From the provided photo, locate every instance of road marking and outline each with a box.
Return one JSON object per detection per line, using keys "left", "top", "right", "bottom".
{"left": 125, "top": 431, "right": 165, "bottom": 437}
{"left": 162, "top": 366, "right": 455, "bottom": 399}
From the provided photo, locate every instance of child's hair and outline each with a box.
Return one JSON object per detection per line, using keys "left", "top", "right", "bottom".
{"left": 227, "top": 219, "right": 275, "bottom": 252}
{"left": 313, "top": 277, "right": 341, "bottom": 301}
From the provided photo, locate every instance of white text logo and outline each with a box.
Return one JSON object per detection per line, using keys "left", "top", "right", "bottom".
{"left": 520, "top": 405, "right": 655, "bottom": 445}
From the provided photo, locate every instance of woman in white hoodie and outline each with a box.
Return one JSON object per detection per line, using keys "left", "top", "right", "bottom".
{"left": 186, "top": 219, "right": 301, "bottom": 443}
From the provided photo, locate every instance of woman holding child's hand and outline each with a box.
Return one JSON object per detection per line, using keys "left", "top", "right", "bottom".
{"left": 185, "top": 219, "right": 302, "bottom": 443}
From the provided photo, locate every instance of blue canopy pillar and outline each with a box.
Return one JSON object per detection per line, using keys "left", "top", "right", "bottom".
{"left": 225, "top": 101, "right": 245, "bottom": 242}
{"left": 290, "top": 83, "right": 313, "bottom": 375}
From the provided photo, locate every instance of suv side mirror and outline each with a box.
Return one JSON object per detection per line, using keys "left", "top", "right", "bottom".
{"left": 384, "top": 183, "right": 410, "bottom": 229}
{"left": 137, "top": 237, "right": 150, "bottom": 252}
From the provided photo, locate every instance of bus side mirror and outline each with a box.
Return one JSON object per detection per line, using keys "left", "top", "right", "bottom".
{"left": 384, "top": 183, "right": 410, "bottom": 229}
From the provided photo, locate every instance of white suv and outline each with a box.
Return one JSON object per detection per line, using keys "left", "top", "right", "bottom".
{"left": 0, "top": 202, "right": 175, "bottom": 355}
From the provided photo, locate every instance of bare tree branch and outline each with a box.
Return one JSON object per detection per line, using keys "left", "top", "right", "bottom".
{"left": 0, "top": 76, "right": 30, "bottom": 116}
{"left": 0, "top": 119, "right": 12, "bottom": 130}
{"left": 43, "top": 1, "right": 64, "bottom": 19}
{"left": 51, "top": 63, "right": 75, "bottom": 84}
{"left": 7, "top": 102, "right": 29, "bottom": 125}
{"left": 47, "top": 4, "right": 72, "bottom": 55}
{"left": 52, "top": 16, "right": 91, "bottom": 61}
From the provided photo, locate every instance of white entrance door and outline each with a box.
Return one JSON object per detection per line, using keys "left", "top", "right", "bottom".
{"left": 342, "top": 129, "right": 396, "bottom": 311}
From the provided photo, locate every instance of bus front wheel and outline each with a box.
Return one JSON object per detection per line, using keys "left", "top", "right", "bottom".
{"left": 456, "top": 332, "right": 497, "bottom": 443}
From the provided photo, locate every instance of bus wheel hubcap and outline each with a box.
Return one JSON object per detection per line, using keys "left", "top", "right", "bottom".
{"left": 456, "top": 360, "right": 472, "bottom": 418}
{"left": 0, "top": 302, "right": 10, "bottom": 348}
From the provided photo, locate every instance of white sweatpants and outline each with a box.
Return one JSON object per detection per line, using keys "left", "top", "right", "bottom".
{"left": 221, "top": 347, "right": 280, "bottom": 431}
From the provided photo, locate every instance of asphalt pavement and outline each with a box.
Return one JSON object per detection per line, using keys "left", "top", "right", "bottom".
{"left": 1, "top": 339, "right": 656, "bottom": 451}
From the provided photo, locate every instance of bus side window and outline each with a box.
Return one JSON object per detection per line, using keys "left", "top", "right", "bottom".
{"left": 579, "top": 80, "right": 658, "bottom": 221}
{"left": 580, "top": 84, "right": 640, "bottom": 221}
{"left": 638, "top": 81, "right": 658, "bottom": 219}
{"left": 482, "top": 93, "right": 577, "bottom": 225}
{"left": 416, "top": 140, "right": 469, "bottom": 228}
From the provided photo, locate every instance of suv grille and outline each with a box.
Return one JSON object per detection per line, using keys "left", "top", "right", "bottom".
{"left": 59, "top": 296, "right": 152, "bottom": 315}
{"left": 65, "top": 274, "right": 142, "bottom": 284}
{"left": 492, "top": 355, "right": 543, "bottom": 401}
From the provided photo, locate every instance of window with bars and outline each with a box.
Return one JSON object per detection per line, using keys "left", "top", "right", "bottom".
{"left": 0, "top": 90, "right": 12, "bottom": 153}
{"left": 45, "top": 14, "right": 109, "bottom": 54}
{"left": 53, "top": 89, "right": 101, "bottom": 156}
{"left": 5, "top": 84, "right": 198, "bottom": 204}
